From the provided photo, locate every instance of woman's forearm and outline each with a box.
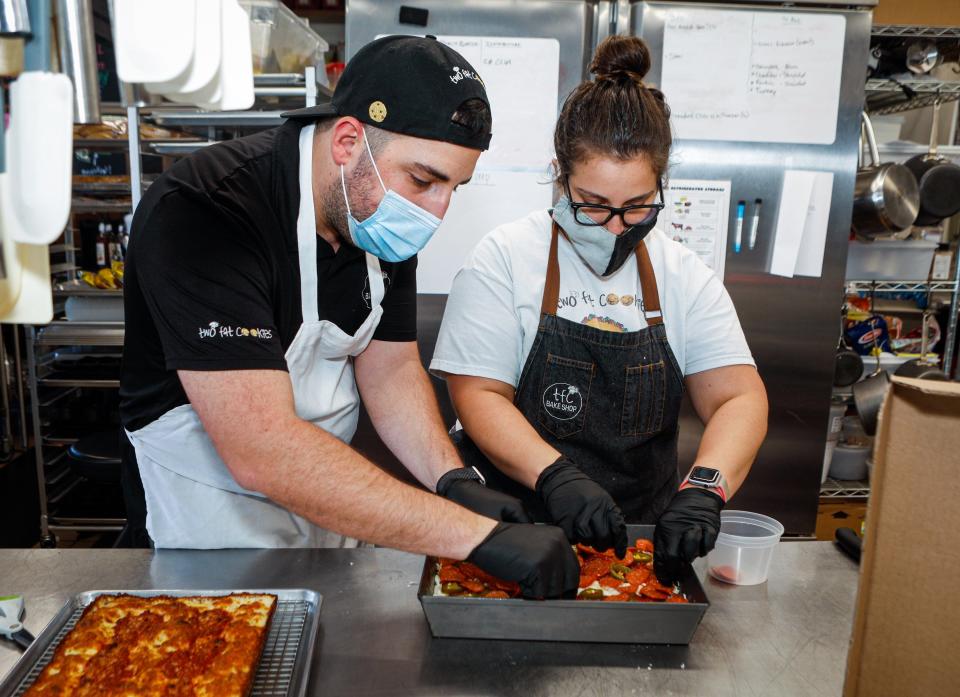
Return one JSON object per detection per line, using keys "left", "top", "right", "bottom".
{"left": 687, "top": 383, "right": 768, "bottom": 498}
{"left": 449, "top": 377, "right": 561, "bottom": 489}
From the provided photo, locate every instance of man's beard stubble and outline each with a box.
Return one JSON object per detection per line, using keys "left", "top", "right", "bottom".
{"left": 320, "top": 154, "right": 380, "bottom": 249}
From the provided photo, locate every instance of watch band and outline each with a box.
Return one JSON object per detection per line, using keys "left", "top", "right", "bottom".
{"left": 436, "top": 466, "right": 486, "bottom": 496}
{"left": 679, "top": 471, "right": 729, "bottom": 503}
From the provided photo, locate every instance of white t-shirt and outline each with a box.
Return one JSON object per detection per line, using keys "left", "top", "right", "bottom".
{"left": 430, "top": 209, "right": 755, "bottom": 387}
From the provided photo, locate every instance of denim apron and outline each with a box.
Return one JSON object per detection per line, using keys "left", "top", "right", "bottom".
{"left": 453, "top": 222, "right": 684, "bottom": 523}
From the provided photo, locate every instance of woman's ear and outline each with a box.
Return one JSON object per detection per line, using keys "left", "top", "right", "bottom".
{"left": 329, "top": 117, "right": 364, "bottom": 167}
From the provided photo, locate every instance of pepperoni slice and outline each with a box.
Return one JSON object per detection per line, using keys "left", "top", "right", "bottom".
{"left": 581, "top": 558, "right": 612, "bottom": 579}
{"left": 598, "top": 576, "right": 624, "bottom": 589}
{"left": 456, "top": 562, "right": 488, "bottom": 581}
{"left": 634, "top": 539, "right": 654, "bottom": 553}
{"left": 603, "top": 593, "right": 632, "bottom": 602}
{"left": 626, "top": 567, "right": 651, "bottom": 586}
{"left": 483, "top": 590, "right": 510, "bottom": 599}
{"left": 438, "top": 567, "right": 466, "bottom": 583}
{"left": 460, "top": 580, "right": 486, "bottom": 594}
{"left": 578, "top": 574, "right": 596, "bottom": 588}
{"left": 666, "top": 595, "right": 689, "bottom": 603}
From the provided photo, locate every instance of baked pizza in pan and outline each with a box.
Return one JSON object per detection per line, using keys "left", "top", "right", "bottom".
{"left": 24, "top": 593, "right": 277, "bottom": 697}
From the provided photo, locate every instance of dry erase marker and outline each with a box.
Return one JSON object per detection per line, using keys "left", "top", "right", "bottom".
{"left": 748, "top": 199, "right": 762, "bottom": 251}
{"left": 734, "top": 201, "right": 745, "bottom": 253}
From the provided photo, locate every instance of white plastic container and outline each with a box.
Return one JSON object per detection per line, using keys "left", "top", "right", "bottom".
{"left": 845, "top": 239, "right": 938, "bottom": 281}
{"left": 829, "top": 442, "right": 870, "bottom": 481}
{"left": 707, "top": 510, "right": 784, "bottom": 586}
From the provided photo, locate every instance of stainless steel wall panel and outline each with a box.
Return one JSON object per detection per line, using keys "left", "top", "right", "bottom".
{"left": 632, "top": 2, "right": 873, "bottom": 534}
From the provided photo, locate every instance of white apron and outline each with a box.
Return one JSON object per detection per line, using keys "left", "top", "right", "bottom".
{"left": 126, "top": 124, "right": 386, "bottom": 548}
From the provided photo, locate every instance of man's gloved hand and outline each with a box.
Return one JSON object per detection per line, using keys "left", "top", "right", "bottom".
{"left": 653, "top": 487, "right": 724, "bottom": 584}
{"left": 437, "top": 467, "right": 531, "bottom": 523}
{"left": 467, "top": 522, "right": 580, "bottom": 599}
{"left": 535, "top": 456, "right": 628, "bottom": 558}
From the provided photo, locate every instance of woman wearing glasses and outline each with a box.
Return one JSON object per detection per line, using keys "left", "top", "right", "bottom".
{"left": 430, "top": 36, "right": 767, "bottom": 583}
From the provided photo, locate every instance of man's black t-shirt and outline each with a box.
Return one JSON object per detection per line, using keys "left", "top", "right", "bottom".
{"left": 120, "top": 121, "right": 417, "bottom": 432}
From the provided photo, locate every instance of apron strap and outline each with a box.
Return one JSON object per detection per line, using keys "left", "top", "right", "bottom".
{"left": 635, "top": 239, "right": 663, "bottom": 326}
{"left": 541, "top": 222, "right": 562, "bottom": 316}
{"left": 296, "top": 124, "right": 320, "bottom": 323}
{"left": 541, "top": 221, "right": 664, "bottom": 326}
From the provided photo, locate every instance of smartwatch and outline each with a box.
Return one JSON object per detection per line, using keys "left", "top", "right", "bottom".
{"left": 680, "top": 466, "right": 728, "bottom": 503}
{"left": 436, "top": 466, "right": 486, "bottom": 496}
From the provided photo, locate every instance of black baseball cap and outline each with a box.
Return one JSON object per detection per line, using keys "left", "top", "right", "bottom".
{"left": 282, "top": 35, "right": 492, "bottom": 150}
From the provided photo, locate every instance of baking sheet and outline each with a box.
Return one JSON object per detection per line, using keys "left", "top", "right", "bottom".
{"left": 0, "top": 588, "right": 322, "bottom": 697}
{"left": 418, "top": 524, "right": 709, "bottom": 644}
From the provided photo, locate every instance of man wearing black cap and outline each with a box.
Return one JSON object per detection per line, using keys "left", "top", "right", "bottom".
{"left": 119, "top": 36, "right": 579, "bottom": 598}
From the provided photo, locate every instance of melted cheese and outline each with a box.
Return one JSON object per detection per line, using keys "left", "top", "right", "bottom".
{"left": 24, "top": 593, "right": 276, "bottom": 697}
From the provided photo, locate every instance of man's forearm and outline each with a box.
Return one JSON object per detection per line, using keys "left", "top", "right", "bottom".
{"left": 227, "top": 414, "right": 496, "bottom": 558}
{"left": 688, "top": 392, "right": 767, "bottom": 497}
{"left": 356, "top": 344, "right": 464, "bottom": 490}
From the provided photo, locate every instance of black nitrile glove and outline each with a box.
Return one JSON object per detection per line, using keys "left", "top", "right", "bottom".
{"left": 653, "top": 487, "right": 724, "bottom": 584}
{"left": 437, "top": 468, "right": 532, "bottom": 523}
{"left": 535, "top": 457, "right": 628, "bottom": 558}
{"left": 467, "top": 522, "right": 580, "bottom": 599}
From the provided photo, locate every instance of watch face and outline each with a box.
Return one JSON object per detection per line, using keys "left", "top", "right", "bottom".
{"left": 689, "top": 466, "right": 721, "bottom": 485}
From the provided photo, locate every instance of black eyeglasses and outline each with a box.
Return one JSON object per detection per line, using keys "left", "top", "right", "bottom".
{"left": 565, "top": 180, "right": 665, "bottom": 227}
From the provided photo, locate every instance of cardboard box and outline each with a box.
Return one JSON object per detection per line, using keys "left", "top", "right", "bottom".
{"left": 844, "top": 377, "right": 960, "bottom": 697}
{"left": 816, "top": 501, "right": 867, "bottom": 542}
{"left": 874, "top": 0, "right": 960, "bottom": 27}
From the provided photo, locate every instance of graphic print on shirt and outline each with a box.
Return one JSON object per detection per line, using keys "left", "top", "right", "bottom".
{"left": 542, "top": 383, "right": 583, "bottom": 420}
{"left": 582, "top": 314, "right": 627, "bottom": 333}
{"left": 554, "top": 285, "right": 644, "bottom": 334}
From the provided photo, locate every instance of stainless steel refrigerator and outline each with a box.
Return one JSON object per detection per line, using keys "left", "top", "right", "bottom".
{"left": 628, "top": 0, "right": 874, "bottom": 534}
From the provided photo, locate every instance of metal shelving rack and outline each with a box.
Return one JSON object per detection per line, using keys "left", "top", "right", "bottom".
{"left": 820, "top": 21, "right": 960, "bottom": 505}
{"left": 865, "top": 24, "right": 960, "bottom": 116}
{"left": 26, "top": 67, "right": 331, "bottom": 546}
{"left": 820, "top": 478, "right": 871, "bottom": 500}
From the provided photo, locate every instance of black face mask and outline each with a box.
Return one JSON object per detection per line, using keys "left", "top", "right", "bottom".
{"left": 553, "top": 196, "right": 661, "bottom": 278}
{"left": 601, "top": 212, "right": 660, "bottom": 276}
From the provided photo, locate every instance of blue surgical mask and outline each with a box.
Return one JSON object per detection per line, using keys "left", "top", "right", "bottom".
{"left": 552, "top": 196, "right": 659, "bottom": 277}
{"left": 341, "top": 130, "right": 441, "bottom": 262}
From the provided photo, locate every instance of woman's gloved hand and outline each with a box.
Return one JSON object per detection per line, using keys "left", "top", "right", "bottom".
{"left": 535, "top": 456, "right": 628, "bottom": 557}
{"left": 436, "top": 467, "right": 532, "bottom": 523}
{"left": 653, "top": 487, "right": 724, "bottom": 584}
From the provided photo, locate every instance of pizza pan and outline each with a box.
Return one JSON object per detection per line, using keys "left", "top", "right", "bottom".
{"left": 418, "top": 524, "right": 709, "bottom": 644}
{"left": 0, "top": 588, "right": 321, "bottom": 697}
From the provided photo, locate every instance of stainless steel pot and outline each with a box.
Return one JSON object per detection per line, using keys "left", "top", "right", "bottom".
{"left": 852, "top": 112, "right": 920, "bottom": 237}
{"left": 903, "top": 100, "right": 960, "bottom": 227}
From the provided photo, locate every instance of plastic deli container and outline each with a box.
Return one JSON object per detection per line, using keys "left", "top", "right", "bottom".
{"left": 845, "top": 239, "right": 938, "bottom": 281}
{"left": 238, "top": 0, "right": 328, "bottom": 75}
{"left": 707, "top": 510, "right": 784, "bottom": 586}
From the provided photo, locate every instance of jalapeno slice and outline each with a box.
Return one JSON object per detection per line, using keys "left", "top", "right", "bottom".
{"left": 577, "top": 587, "right": 605, "bottom": 600}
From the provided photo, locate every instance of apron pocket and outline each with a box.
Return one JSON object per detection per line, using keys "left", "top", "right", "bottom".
{"left": 621, "top": 361, "right": 666, "bottom": 436}
{"left": 536, "top": 354, "right": 594, "bottom": 439}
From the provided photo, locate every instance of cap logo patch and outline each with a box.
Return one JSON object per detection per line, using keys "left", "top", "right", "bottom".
{"left": 449, "top": 66, "right": 484, "bottom": 87}
{"left": 368, "top": 100, "right": 387, "bottom": 122}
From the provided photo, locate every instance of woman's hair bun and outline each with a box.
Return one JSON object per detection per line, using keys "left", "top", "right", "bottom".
{"left": 589, "top": 35, "right": 652, "bottom": 83}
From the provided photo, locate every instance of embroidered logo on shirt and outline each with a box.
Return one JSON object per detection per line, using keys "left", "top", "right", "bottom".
{"left": 198, "top": 321, "right": 273, "bottom": 340}
{"left": 542, "top": 383, "right": 583, "bottom": 421}
{"left": 362, "top": 272, "right": 391, "bottom": 309}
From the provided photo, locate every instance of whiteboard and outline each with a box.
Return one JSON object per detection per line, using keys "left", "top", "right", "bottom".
{"left": 660, "top": 9, "right": 846, "bottom": 145}
{"left": 418, "top": 36, "right": 560, "bottom": 294}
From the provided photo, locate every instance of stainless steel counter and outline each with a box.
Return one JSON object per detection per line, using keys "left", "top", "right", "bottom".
{"left": 0, "top": 542, "right": 858, "bottom": 696}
